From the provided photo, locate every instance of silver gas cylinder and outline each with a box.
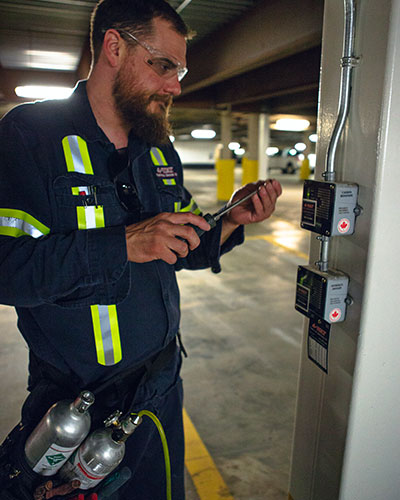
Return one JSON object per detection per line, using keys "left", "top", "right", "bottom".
{"left": 24, "top": 390, "right": 95, "bottom": 476}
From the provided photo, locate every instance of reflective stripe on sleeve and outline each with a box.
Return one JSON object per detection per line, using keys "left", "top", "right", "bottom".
{"left": 62, "top": 135, "right": 94, "bottom": 174}
{"left": 0, "top": 208, "right": 50, "bottom": 238}
{"left": 180, "top": 198, "right": 201, "bottom": 215}
{"left": 150, "top": 147, "right": 168, "bottom": 166}
{"left": 90, "top": 305, "right": 122, "bottom": 366}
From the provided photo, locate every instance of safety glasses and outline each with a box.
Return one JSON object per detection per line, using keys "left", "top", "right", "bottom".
{"left": 118, "top": 29, "right": 188, "bottom": 82}
{"left": 107, "top": 149, "right": 141, "bottom": 213}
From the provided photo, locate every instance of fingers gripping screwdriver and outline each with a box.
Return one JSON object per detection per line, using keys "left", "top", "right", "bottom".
{"left": 188, "top": 185, "right": 262, "bottom": 237}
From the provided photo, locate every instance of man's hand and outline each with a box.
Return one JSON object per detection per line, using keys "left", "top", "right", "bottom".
{"left": 220, "top": 179, "right": 282, "bottom": 243}
{"left": 125, "top": 212, "right": 211, "bottom": 264}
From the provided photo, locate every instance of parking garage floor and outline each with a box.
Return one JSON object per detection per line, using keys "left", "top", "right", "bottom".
{"left": 0, "top": 167, "right": 309, "bottom": 500}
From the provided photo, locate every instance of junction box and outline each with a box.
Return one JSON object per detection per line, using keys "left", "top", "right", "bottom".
{"left": 295, "top": 265, "right": 349, "bottom": 323}
{"left": 301, "top": 180, "right": 358, "bottom": 236}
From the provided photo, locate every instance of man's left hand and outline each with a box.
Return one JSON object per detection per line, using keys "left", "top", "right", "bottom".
{"left": 224, "top": 179, "right": 282, "bottom": 227}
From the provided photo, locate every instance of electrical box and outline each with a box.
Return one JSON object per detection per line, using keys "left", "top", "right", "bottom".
{"left": 295, "top": 265, "right": 349, "bottom": 323}
{"left": 301, "top": 180, "right": 358, "bottom": 236}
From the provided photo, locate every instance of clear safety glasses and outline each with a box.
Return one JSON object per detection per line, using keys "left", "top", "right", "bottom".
{"left": 118, "top": 29, "right": 188, "bottom": 82}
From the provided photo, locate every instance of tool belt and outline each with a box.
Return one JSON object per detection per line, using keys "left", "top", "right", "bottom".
{"left": 0, "top": 337, "right": 181, "bottom": 499}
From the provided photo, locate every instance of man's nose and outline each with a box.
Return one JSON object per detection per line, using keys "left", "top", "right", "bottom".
{"left": 164, "top": 75, "right": 181, "bottom": 97}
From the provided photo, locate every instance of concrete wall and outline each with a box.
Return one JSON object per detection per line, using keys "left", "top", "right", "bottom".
{"left": 289, "top": 0, "right": 400, "bottom": 499}
{"left": 173, "top": 140, "right": 220, "bottom": 166}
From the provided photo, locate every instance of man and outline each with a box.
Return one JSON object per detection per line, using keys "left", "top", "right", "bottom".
{"left": 0, "top": 0, "right": 282, "bottom": 498}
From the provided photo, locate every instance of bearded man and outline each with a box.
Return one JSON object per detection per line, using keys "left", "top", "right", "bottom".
{"left": 0, "top": 1, "right": 281, "bottom": 498}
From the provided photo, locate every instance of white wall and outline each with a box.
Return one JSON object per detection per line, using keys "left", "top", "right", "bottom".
{"left": 173, "top": 140, "right": 220, "bottom": 165}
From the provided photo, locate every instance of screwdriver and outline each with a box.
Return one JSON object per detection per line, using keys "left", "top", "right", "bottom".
{"left": 188, "top": 184, "right": 263, "bottom": 238}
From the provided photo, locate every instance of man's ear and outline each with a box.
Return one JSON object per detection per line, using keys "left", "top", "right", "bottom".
{"left": 102, "top": 29, "right": 124, "bottom": 68}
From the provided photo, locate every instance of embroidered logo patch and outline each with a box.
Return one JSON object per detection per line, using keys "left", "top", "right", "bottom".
{"left": 156, "top": 166, "right": 177, "bottom": 178}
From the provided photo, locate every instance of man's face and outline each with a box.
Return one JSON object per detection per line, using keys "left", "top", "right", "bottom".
{"left": 112, "top": 18, "right": 187, "bottom": 144}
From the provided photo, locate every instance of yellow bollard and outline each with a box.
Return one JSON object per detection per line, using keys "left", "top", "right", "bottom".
{"left": 299, "top": 157, "right": 310, "bottom": 180}
{"left": 216, "top": 159, "right": 235, "bottom": 201}
{"left": 241, "top": 157, "right": 259, "bottom": 185}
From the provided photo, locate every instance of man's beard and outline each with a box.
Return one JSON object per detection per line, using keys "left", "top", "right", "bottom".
{"left": 112, "top": 67, "right": 173, "bottom": 145}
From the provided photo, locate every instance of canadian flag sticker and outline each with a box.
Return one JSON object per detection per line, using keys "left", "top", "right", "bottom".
{"left": 329, "top": 308, "right": 342, "bottom": 322}
{"left": 338, "top": 218, "right": 350, "bottom": 234}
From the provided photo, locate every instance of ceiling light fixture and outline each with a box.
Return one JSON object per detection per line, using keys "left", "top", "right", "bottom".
{"left": 191, "top": 129, "right": 216, "bottom": 139}
{"left": 309, "top": 133, "right": 318, "bottom": 143}
{"left": 228, "top": 142, "right": 240, "bottom": 150}
{"left": 266, "top": 147, "right": 280, "bottom": 156}
{"left": 294, "top": 142, "right": 307, "bottom": 152}
{"left": 15, "top": 86, "right": 73, "bottom": 99}
{"left": 274, "top": 118, "right": 311, "bottom": 132}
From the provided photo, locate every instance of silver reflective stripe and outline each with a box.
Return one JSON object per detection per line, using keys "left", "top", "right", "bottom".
{"left": 67, "top": 135, "right": 86, "bottom": 173}
{"left": 0, "top": 216, "right": 47, "bottom": 238}
{"left": 97, "top": 305, "right": 116, "bottom": 366}
{"left": 151, "top": 147, "right": 167, "bottom": 166}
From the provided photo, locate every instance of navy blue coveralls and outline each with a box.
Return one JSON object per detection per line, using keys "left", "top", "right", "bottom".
{"left": 0, "top": 81, "right": 244, "bottom": 499}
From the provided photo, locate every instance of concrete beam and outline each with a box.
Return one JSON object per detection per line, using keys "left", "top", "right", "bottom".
{"left": 182, "top": 0, "right": 324, "bottom": 94}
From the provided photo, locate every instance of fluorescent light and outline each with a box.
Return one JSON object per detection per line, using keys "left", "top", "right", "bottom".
{"left": 298, "top": 154, "right": 305, "bottom": 161}
{"left": 295, "top": 142, "right": 307, "bottom": 152}
{"left": 309, "top": 133, "right": 318, "bottom": 143}
{"left": 169, "top": 135, "right": 175, "bottom": 142}
{"left": 289, "top": 149, "right": 298, "bottom": 156}
{"left": 235, "top": 148, "right": 245, "bottom": 156}
{"left": 191, "top": 129, "right": 216, "bottom": 139}
{"left": 308, "top": 153, "right": 316, "bottom": 167}
{"left": 228, "top": 142, "right": 240, "bottom": 151}
{"left": 274, "top": 118, "right": 310, "bottom": 132}
{"left": 266, "top": 147, "right": 279, "bottom": 156}
{"left": 15, "top": 86, "right": 73, "bottom": 99}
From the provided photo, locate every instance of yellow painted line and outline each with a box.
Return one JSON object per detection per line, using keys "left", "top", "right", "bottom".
{"left": 183, "top": 408, "right": 235, "bottom": 500}
{"left": 246, "top": 234, "right": 308, "bottom": 261}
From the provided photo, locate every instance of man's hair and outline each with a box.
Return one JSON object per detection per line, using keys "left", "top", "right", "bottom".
{"left": 90, "top": 0, "right": 190, "bottom": 64}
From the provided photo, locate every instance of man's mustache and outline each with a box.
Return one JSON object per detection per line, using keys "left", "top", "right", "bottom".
{"left": 149, "top": 94, "right": 173, "bottom": 107}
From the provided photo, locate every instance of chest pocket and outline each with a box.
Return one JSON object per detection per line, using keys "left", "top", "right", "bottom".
{"left": 54, "top": 135, "right": 126, "bottom": 232}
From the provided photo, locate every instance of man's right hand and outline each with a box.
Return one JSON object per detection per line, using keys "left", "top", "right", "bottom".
{"left": 125, "top": 212, "right": 211, "bottom": 264}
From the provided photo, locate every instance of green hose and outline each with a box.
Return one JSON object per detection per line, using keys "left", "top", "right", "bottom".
{"left": 132, "top": 410, "right": 172, "bottom": 500}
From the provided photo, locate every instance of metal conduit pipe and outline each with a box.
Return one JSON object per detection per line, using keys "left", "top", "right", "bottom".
{"left": 318, "top": 0, "right": 357, "bottom": 272}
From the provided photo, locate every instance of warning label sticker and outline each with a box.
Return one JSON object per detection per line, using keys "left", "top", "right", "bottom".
{"left": 308, "top": 317, "right": 331, "bottom": 373}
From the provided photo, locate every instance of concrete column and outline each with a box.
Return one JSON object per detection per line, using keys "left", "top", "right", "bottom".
{"left": 220, "top": 109, "right": 232, "bottom": 159}
{"left": 242, "top": 113, "right": 259, "bottom": 185}
{"left": 216, "top": 109, "right": 235, "bottom": 200}
{"left": 258, "top": 113, "right": 270, "bottom": 179}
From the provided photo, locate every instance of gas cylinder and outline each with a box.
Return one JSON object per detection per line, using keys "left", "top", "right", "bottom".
{"left": 24, "top": 390, "right": 95, "bottom": 476}
{"left": 60, "top": 413, "right": 142, "bottom": 490}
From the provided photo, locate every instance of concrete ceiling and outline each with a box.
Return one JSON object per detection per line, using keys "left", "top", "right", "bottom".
{"left": 0, "top": 0, "right": 324, "bottom": 144}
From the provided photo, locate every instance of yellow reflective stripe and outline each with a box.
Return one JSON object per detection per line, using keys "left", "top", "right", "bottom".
{"left": 95, "top": 206, "right": 105, "bottom": 228}
{"left": 150, "top": 147, "right": 168, "bottom": 166}
{"left": 76, "top": 205, "right": 105, "bottom": 230}
{"left": 90, "top": 305, "right": 106, "bottom": 366}
{"left": 163, "top": 179, "right": 176, "bottom": 186}
{"left": 0, "top": 208, "right": 50, "bottom": 238}
{"left": 90, "top": 304, "right": 122, "bottom": 366}
{"left": 71, "top": 187, "right": 80, "bottom": 196}
{"left": 180, "top": 198, "right": 201, "bottom": 215}
{"left": 109, "top": 305, "right": 122, "bottom": 364}
{"left": 62, "top": 135, "right": 94, "bottom": 174}
{"left": 62, "top": 136, "right": 75, "bottom": 172}
{"left": 174, "top": 201, "right": 181, "bottom": 213}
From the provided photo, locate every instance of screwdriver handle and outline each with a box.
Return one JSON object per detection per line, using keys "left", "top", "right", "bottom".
{"left": 186, "top": 213, "right": 216, "bottom": 238}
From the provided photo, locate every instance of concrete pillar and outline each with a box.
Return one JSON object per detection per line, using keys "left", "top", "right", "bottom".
{"left": 258, "top": 113, "right": 270, "bottom": 179}
{"left": 242, "top": 113, "right": 259, "bottom": 185}
{"left": 216, "top": 109, "right": 235, "bottom": 201}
